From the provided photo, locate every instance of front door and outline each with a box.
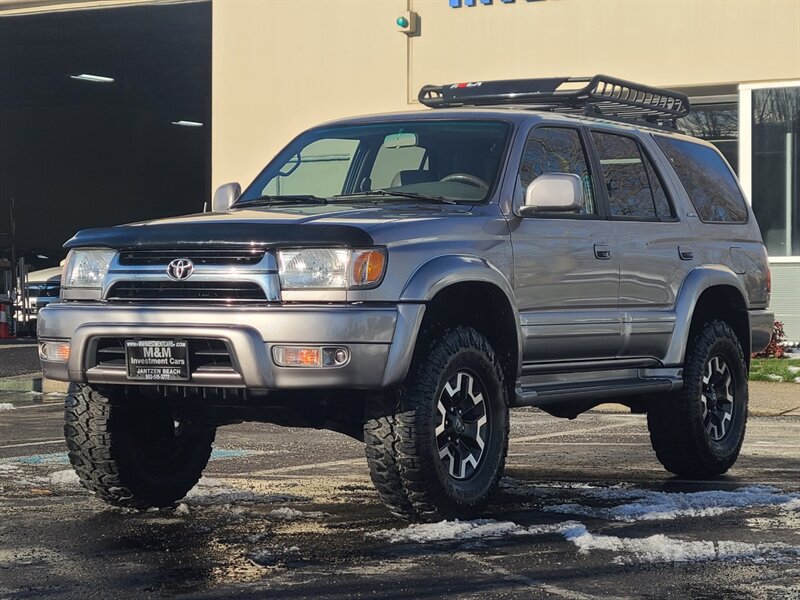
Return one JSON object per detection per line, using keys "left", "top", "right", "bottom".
{"left": 510, "top": 125, "right": 621, "bottom": 363}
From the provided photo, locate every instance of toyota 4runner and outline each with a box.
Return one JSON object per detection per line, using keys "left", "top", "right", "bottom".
{"left": 38, "top": 75, "right": 774, "bottom": 522}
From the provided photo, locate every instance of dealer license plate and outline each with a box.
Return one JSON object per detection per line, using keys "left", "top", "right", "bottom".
{"left": 125, "top": 339, "right": 190, "bottom": 381}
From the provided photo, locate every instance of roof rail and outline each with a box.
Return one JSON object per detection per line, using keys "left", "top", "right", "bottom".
{"left": 418, "top": 75, "right": 690, "bottom": 128}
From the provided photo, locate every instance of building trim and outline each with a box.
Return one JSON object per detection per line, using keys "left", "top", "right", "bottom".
{"left": 740, "top": 80, "right": 800, "bottom": 91}
{"left": 769, "top": 257, "right": 800, "bottom": 264}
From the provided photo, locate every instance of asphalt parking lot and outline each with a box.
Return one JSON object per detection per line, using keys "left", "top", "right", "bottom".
{"left": 1, "top": 389, "right": 799, "bottom": 600}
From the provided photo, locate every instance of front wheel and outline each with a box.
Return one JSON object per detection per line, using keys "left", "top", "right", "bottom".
{"left": 647, "top": 320, "right": 748, "bottom": 478}
{"left": 364, "top": 326, "right": 509, "bottom": 522}
{"left": 64, "top": 384, "right": 215, "bottom": 508}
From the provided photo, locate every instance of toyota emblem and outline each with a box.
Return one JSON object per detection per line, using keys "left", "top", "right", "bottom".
{"left": 166, "top": 258, "right": 194, "bottom": 281}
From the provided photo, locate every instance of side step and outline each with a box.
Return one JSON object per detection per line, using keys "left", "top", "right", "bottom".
{"left": 513, "top": 367, "right": 683, "bottom": 418}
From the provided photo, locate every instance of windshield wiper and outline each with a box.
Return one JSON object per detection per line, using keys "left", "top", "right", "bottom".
{"left": 332, "top": 190, "right": 456, "bottom": 205}
{"left": 233, "top": 194, "right": 328, "bottom": 208}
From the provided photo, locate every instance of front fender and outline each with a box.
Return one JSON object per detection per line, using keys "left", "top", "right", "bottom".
{"left": 399, "top": 255, "right": 523, "bottom": 377}
{"left": 663, "top": 265, "right": 749, "bottom": 365}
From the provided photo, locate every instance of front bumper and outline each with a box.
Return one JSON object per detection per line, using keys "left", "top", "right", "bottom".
{"left": 38, "top": 302, "right": 425, "bottom": 390}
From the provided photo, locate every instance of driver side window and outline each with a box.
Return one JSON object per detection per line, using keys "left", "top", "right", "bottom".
{"left": 518, "top": 127, "right": 596, "bottom": 215}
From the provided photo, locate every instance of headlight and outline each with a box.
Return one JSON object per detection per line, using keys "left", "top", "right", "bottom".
{"left": 63, "top": 248, "right": 116, "bottom": 289}
{"left": 277, "top": 248, "right": 386, "bottom": 290}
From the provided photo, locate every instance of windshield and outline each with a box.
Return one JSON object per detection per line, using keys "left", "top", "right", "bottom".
{"left": 238, "top": 120, "right": 511, "bottom": 204}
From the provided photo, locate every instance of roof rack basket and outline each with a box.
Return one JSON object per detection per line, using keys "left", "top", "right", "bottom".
{"left": 418, "top": 75, "right": 690, "bottom": 128}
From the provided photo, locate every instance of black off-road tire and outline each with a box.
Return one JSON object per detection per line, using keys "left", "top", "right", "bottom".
{"left": 364, "top": 326, "right": 509, "bottom": 522}
{"left": 647, "top": 320, "right": 748, "bottom": 478}
{"left": 64, "top": 384, "right": 215, "bottom": 508}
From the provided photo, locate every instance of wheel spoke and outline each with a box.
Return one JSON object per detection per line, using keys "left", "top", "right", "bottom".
{"left": 435, "top": 401, "right": 447, "bottom": 437}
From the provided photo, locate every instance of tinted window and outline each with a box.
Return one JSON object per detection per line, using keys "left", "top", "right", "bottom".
{"left": 656, "top": 136, "right": 748, "bottom": 223}
{"left": 591, "top": 132, "right": 673, "bottom": 219}
{"left": 519, "top": 127, "right": 596, "bottom": 214}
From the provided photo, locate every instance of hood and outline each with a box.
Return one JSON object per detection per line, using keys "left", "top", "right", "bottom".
{"left": 25, "top": 266, "right": 63, "bottom": 283}
{"left": 64, "top": 202, "right": 472, "bottom": 250}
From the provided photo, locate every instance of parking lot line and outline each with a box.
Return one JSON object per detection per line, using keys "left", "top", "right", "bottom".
{"left": 511, "top": 420, "right": 636, "bottom": 443}
{"left": 1, "top": 402, "right": 62, "bottom": 410}
{"left": 0, "top": 439, "right": 64, "bottom": 450}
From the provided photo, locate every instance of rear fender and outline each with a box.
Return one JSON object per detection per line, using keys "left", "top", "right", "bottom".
{"left": 663, "top": 265, "right": 749, "bottom": 366}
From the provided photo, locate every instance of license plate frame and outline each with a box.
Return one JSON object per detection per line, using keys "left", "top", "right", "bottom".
{"left": 125, "top": 339, "right": 190, "bottom": 382}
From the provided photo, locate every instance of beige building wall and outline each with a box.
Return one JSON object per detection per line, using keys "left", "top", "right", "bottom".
{"left": 212, "top": 0, "right": 800, "bottom": 190}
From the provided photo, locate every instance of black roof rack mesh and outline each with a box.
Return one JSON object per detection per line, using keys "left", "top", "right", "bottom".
{"left": 418, "top": 75, "right": 690, "bottom": 128}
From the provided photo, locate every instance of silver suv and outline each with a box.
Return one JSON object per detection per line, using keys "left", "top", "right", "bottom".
{"left": 38, "top": 76, "right": 773, "bottom": 522}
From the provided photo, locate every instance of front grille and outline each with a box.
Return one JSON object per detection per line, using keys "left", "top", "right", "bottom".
{"left": 118, "top": 249, "right": 265, "bottom": 266}
{"left": 94, "top": 337, "right": 234, "bottom": 371}
{"left": 107, "top": 281, "right": 267, "bottom": 302}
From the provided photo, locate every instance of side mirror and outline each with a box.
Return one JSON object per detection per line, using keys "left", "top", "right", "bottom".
{"left": 212, "top": 182, "right": 241, "bottom": 212}
{"left": 519, "top": 173, "right": 583, "bottom": 216}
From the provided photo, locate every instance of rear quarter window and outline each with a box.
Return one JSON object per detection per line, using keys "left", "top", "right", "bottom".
{"left": 655, "top": 136, "right": 748, "bottom": 223}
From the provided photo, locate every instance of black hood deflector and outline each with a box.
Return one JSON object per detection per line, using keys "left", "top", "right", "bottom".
{"left": 64, "top": 221, "right": 374, "bottom": 250}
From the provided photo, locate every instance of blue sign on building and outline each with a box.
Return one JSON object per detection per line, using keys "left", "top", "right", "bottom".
{"left": 450, "top": 0, "right": 535, "bottom": 7}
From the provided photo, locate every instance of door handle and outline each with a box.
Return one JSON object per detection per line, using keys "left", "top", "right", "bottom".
{"left": 679, "top": 246, "right": 694, "bottom": 261}
{"left": 594, "top": 244, "right": 612, "bottom": 260}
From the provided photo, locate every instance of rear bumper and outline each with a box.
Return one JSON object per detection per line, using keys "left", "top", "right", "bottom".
{"left": 38, "top": 302, "right": 425, "bottom": 391}
{"left": 749, "top": 308, "right": 775, "bottom": 354}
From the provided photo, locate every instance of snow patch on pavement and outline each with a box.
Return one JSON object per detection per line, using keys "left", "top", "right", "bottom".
{"left": 369, "top": 517, "right": 800, "bottom": 565}
{"left": 185, "top": 477, "right": 304, "bottom": 505}
{"left": 561, "top": 523, "right": 800, "bottom": 565}
{"left": 48, "top": 469, "right": 80, "bottom": 486}
{"left": 543, "top": 485, "right": 800, "bottom": 522}
{"left": 268, "top": 507, "right": 328, "bottom": 521}
{"left": 367, "top": 519, "right": 573, "bottom": 544}
{"left": 249, "top": 545, "right": 301, "bottom": 566}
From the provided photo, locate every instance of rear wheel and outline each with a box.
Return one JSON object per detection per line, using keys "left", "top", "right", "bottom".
{"left": 647, "top": 320, "right": 748, "bottom": 478}
{"left": 64, "top": 384, "right": 215, "bottom": 508}
{"left": 364, "top": 327, "right": 509, "bottom": 522}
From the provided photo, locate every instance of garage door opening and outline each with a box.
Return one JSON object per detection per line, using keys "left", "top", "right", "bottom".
{"left": 0, "top": 1, "right": 211, "bottom": 279}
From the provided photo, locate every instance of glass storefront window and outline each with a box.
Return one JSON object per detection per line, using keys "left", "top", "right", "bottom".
{"left": 751, "top": 86, "right": 800, "bottom": 257}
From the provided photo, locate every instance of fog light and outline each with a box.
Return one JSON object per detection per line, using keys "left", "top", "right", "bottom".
{"left": 332, "top": 348, "right": 349, "bottom": 366}
{"left": 273, "top": 346, "right": 322, "bottom": 367}
{"left": 39, "top": 341, "right": 70, "bottom": 362}
{"left": 272, "top": 346, "right": 350, "bottom": 368}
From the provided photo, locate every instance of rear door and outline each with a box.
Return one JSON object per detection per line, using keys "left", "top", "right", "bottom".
{"left": 509, "top": 124, "right": 621, "bottom": 362}
{"left": 586, "top": 128, "right": 693, "bottom": 360}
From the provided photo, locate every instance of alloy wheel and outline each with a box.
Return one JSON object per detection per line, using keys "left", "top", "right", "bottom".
{"left": 701, "top": 355, "right": 736, "bottom": 442}
{"left": 435, "top": 370, "right": 489, "bottom": 480}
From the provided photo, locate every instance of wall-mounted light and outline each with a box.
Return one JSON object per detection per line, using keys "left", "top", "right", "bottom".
{"left": 69, "top": 73, "right": 114, "bottom": 83}
{"left": 171, "top": 120, "right": 204, "bottom": 127}
{"left": 396, "top": 11, "right": 419, "bottom": 36}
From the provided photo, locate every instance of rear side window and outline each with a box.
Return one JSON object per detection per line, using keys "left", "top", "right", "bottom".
{"left": 656, "top": 136, "right": 748, "bottom": 223}
{"left": 591, "top": 131, "right": 673, "bottom": 219}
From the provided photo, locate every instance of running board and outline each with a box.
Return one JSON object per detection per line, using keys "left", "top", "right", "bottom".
{"left": 513, "top": 367, "right": 683, "bottom": 415}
